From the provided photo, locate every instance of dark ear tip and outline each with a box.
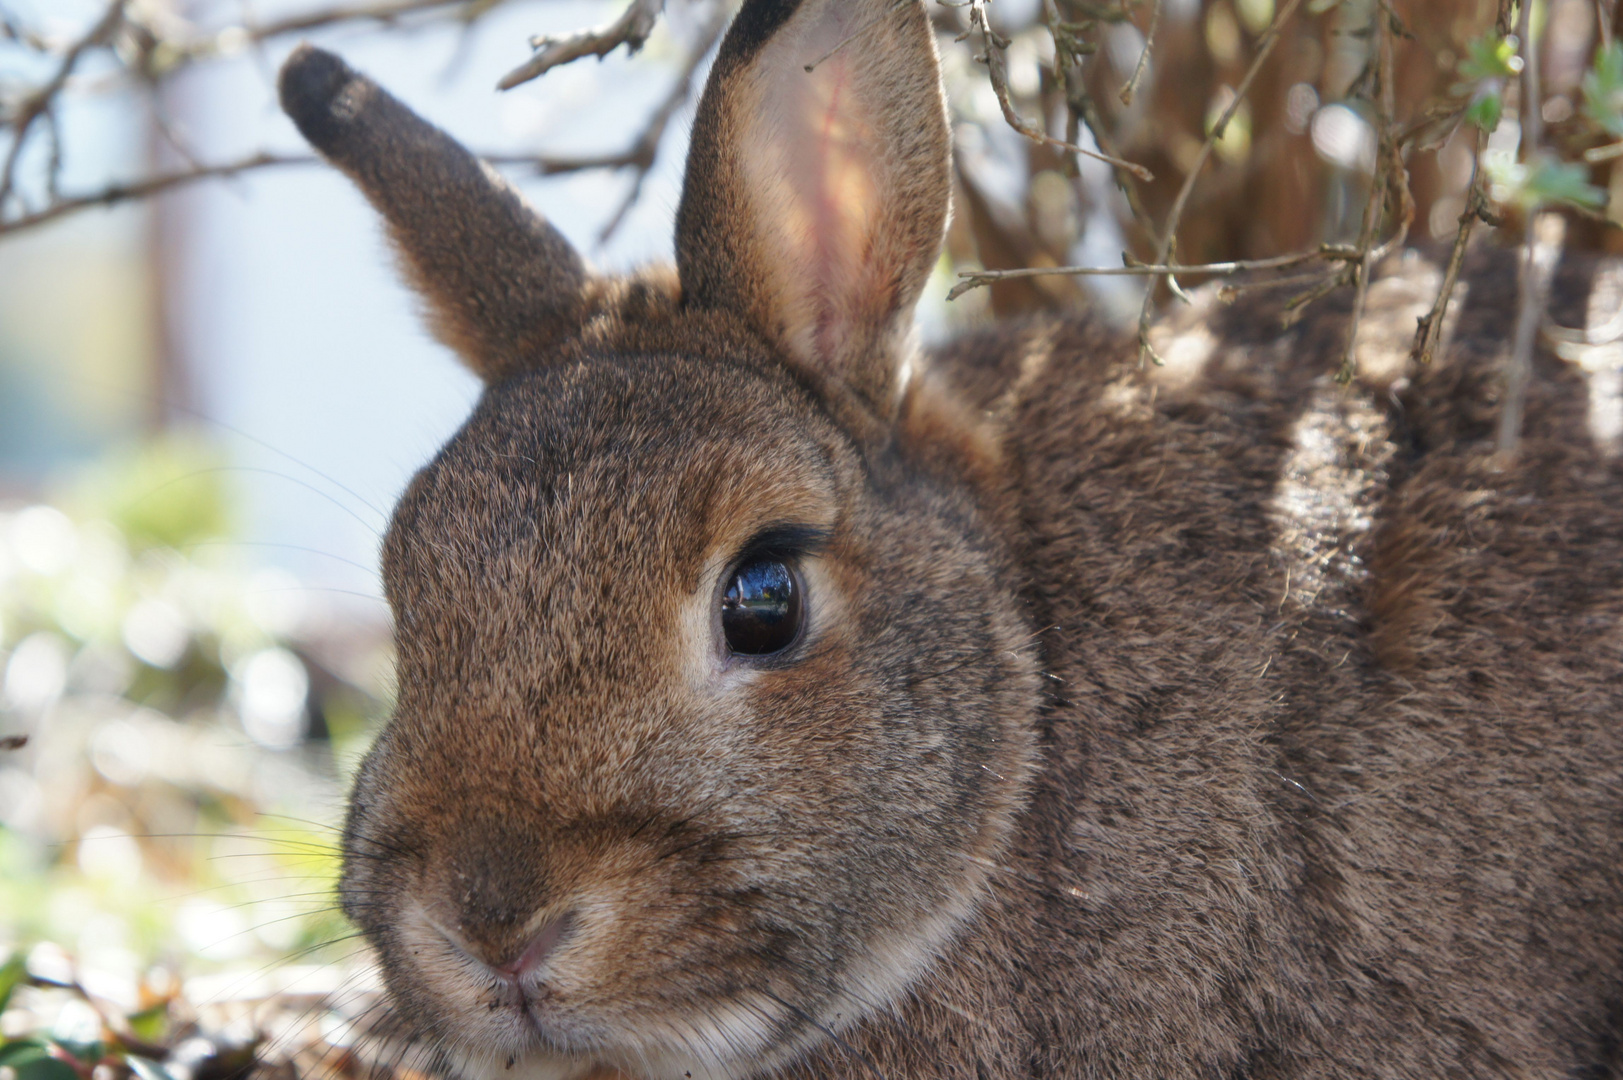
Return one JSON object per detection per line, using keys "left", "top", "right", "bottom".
{"left": 279, "top": 44, "right": 364, "bottom": 148}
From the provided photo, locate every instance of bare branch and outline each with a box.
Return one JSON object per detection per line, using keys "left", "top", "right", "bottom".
{"left": 946, "top": 247, "right": 1358, "bottom": 301}
{"left": 1498, "top": 0, "right": 1558, "bottom": 456}
{"left": 1057, "top": 64, "right": 1160, "bottom": 249}
{"left": 498, "top": 0, "right": 666, "bottom": 91}
{"left": 1118, "top": 0, "right": 1161, "bottom": 107}
{"left": 566, "top": 2, "right": 727, "bottom": 242}
{"left": 0, "top": 0, "right": 128, "bottom": 211}
{"left": 0, "top": 152, "right": 312, "bottom": 238}
{"left": 241, "top": 0, "right": 473, "bottom": 41}
{"left": 1133, "top": 0, "right": 1306, "bottom": 363}
{"left": 965, "top": 0, "right": 1153, "bottom": 180}
{"left": 1412, "top": 126, "right": 1492, "bottom": 366}
{"left": 1336, "top": 0, "right": 1400, "bottom": 384}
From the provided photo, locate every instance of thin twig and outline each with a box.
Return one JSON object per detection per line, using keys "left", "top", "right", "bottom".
{"left": 498, "top": 0, "right": 665, "bottom": 91}
{"left": 582, "top": 2, "right": 728, "bottom": 242}
{"left": 1498, "top": 0, "right": 1554, "bottom": 455}
{"left": 1336, "top": 0, "right": 1398, "bottom": 384}
{"left": 0, "top": 153, "right": 312, "bottom": 237}
{"left": 0, "top": 0, "right": 129, "bottom": 211}
{"left": 1216, "top": 267, "right": 1344, "bottom": 301}
{"left": 966, "top": 0, "right": 1153, "bottom": 180}
{"left": 240, "top": 0, "right": 470, "bottom": 40}
{"left": 1059, "top": 65, "right": 1161, "bottom": 247}
{"left": 1118, "top": 0, "right": 1161, "bottom": 106}
{"left": 946, "top": 246, "right": 1357, "bottom": 301}
{"left": 1134, "top": 0, "right": 1307, "bottom": 362}
{"left": 1412, "top": 125, "right": 1493, "bottom": 365}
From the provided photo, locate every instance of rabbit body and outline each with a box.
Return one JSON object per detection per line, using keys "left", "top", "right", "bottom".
{"left": 276, "top": 0, "right": 1623, "bottom": 1076}
{"left": 865, "top": 252, "right": 1623, "bottom": 1078}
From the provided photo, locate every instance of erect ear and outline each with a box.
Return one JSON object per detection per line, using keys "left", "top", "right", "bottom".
{"left": 279, "top": 46, "right": 592, "bottom": 384}
{"left": 674, "top": 0, "right": 951, "bottom": 418}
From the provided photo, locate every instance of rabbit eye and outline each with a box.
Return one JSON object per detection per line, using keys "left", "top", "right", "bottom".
{"left": 721, "top": 558, "right": 804, "bottom": 657}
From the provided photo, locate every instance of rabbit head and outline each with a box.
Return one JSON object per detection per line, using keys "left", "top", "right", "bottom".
{"left": 278, "top": 3, "right": 1040, "bottom": 1078}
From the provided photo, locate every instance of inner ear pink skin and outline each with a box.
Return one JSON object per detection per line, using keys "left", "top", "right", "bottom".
{"left": 747, "top": 20, "right": 891, "bottom": 373}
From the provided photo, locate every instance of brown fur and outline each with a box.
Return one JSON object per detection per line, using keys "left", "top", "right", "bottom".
{"left": 277, "top": 3, "right": 1623, "bottom": 1077}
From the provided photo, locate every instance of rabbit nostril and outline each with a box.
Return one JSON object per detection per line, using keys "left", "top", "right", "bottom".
{"left": 492, "top": 912, "right": 573, "bottom": 980}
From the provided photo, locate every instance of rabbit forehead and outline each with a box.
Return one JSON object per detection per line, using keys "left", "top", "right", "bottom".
{"left": 380, "top": 352, "right": 850, "bottom": 674}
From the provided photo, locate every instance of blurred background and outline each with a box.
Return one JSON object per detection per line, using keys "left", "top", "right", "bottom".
{"left": 0, "top": 0, "right": 1619, "bottom": 1077}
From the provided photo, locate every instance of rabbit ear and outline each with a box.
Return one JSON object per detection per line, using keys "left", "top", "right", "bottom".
{"left": 675, "top": 0, "right": 951, "bottom": 417}
{"left": 279, "top": 46, "right": 592, "bottom": 384}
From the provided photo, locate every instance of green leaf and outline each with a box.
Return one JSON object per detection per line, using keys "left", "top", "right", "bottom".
{"left": 1466, "top": 90, "right": 1503, "bottom": 133}
{"left": 1455, "top": 33, "right": 1522, "bottom": 132}
{"left": 1487, "top": 151, "right": 1607, "bottom": 212}
{"left": 12, "top": 1055, "right": 83, "bottom": 1080}
{"left": 0, "top": 1039, "right": 51, "bottom": 1067}
{"left": 1526, "top": 157, "right": 1608, "bottom": 209}
{"left": 1459, "top": 33, "right": 1524, "bottom": 82}
{"left": 124, "top": 1005, "right": 170, "bottom": 1045}
{"left": 53, "top": 1041, "right": 102, "bottom": 1067}
{"left": 0, "top": 953, "right": 27, "bottom": 1015}
{"left": 1582, "top": 42, "right": 1623, "bottom": 137}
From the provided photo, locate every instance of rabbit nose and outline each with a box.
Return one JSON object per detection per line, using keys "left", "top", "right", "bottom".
{"left": 490, "top": 912, "right": 573, "bottom": 981}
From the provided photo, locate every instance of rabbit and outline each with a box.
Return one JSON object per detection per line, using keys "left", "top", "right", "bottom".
{"left": 275, "top": 0, "right": 1623, "bottom": 1076}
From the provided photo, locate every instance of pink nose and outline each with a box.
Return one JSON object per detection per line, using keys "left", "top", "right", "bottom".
{"left": 492, "top": 913, "right": 572, "bottom": 980}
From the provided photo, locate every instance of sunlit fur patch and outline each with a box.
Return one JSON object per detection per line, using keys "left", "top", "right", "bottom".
{"left": 1268, "top": 381, "right": 1389, "bottom": 618}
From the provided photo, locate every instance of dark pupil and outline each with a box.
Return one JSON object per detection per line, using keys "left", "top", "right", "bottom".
{"left": 722, "top": 559, "right": 802, "bottom": 656}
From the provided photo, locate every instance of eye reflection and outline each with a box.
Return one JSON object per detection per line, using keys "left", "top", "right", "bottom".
{"left": 721, "top": 558, "right": 804, "bottom": 657}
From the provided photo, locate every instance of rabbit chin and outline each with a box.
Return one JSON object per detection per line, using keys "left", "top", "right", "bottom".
{"left": 430, "top": 897, "right": 979, "bottom": 1080}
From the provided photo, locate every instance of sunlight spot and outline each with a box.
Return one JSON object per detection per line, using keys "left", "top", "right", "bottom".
{"left": 10, "top": 506, "right": 78, "bottom": 577}
{"left": 123, "top": 598, "right": 190, "bottom": 669}
{"left": 1148, "top": 324, "right": 1219, "bottom": 392}
{"left": 1348, "top": 259, "right": 1440, "bottom": 391}
{"left": 26, "top": 941, "right": 74, "bottom": 985}
{"left": 320, "top": 1012, "right": 357, "bottom": 1048}
{"left": 0, "top": 767, "right": 43, "bottom": 832}
{"left": 4, "top": 631, "right": 70, "bottom": 715}
{"left": 1268, "top": 384, "right": 1384, "bottom": 616}
{"left": 1552, "top": 262, "right": 1623, "bottom": 457}
{"left": 78, "top": 825, "right": 143, "bottom": 885}
{"left": 1284, "top": 82, "right": 1319, "bottom": 135}
{"left": 245, "top": 568, "right": 307, "bottom": 636}
{"left": 90, "top": 719, "right": 153, "bottom": 787}
{"left": 178, "top": 900, "right": 252, "bottom": 962}
{"left": 1311, "top": 104, "right": 1376, "bottom": 174}
{"left": 235, "top": 648, "right": 309, "bottom": 751}
{"left": 50, "top": 999, "right": 102, "bottom": 1047}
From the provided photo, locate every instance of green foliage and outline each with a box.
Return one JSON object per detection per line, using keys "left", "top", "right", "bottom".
{"left": 0, "top": 438, "right": 388, "bottom": 1073}
{"left": 0, "top": 1039, "right": 82, "bottom": 1080}
{"left": 1582, "top": 42, "right": 1623, "bottom": 138}
{"left": 0, "top": 952, "right": 25, "bottom": 1013}
{"left": 1456, "top": 33, "right": 1524, "bottom": 133}
{"left": 1487, "top": 150, "right": 1608, "bottom": 212}
{"left": 65, "top": 434, "right": 233, "bottom": 554}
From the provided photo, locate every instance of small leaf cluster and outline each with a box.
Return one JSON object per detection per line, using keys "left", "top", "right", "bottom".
{"left": 1582, "top": 42, "right": 1623, "bottom": 138}
{"left": 1456, "top": 36, "right": 1619, "bottom": 215}
{"left": 1455, "top": 32, "right": 1524, "bottom": 133}
{"left": 0, "top": 953, "right": 256, "bottom": 1080}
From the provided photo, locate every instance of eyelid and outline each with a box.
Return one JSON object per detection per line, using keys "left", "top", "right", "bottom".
{"left": 732, "top": 523, "right": 832, "bottom": 565}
